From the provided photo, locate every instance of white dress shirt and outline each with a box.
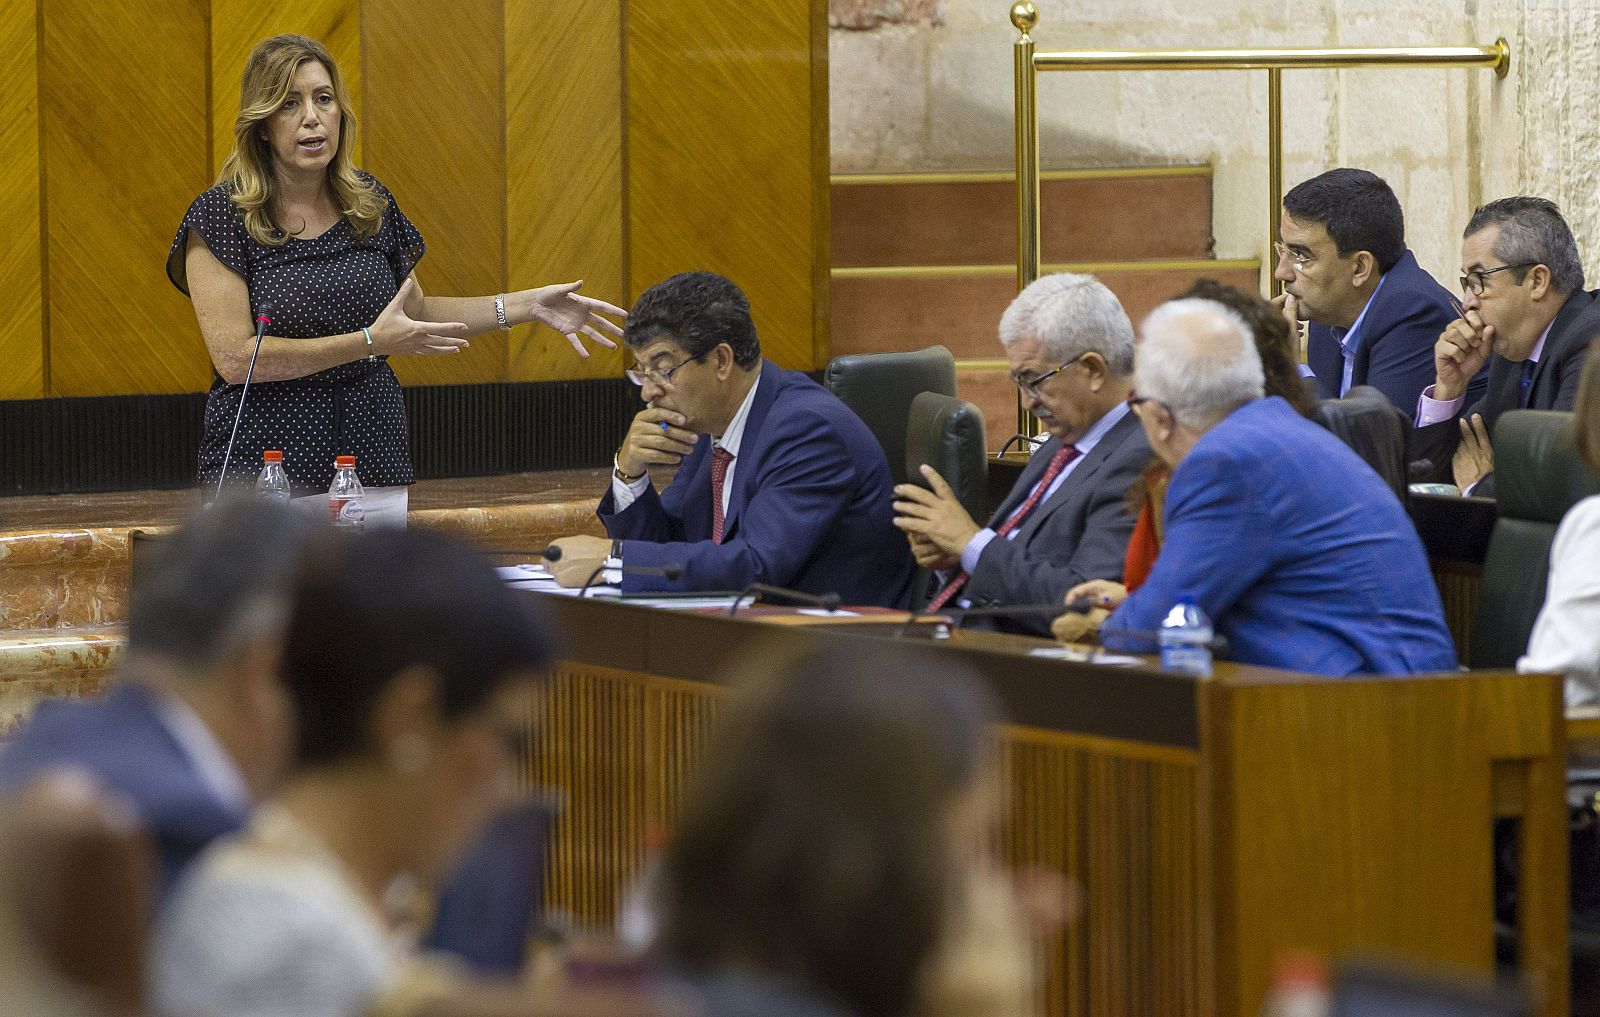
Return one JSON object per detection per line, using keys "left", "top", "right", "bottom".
{"left": 1519, "top": 494, "right": 1600, "bottom": 708}
{"left": 612, "top": 375, "right": 762, "bottom": 516}
{"left": 149, "top": 688, "right": 252, "bottom": 814}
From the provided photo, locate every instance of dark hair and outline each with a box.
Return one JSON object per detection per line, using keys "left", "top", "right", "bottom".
{"left": 279, "top": 529, "right": 556, "bottom": 768}
{"left": 1282, "top": 168, "right": 1406, "bottom": 274}
{"left": 658, "top": 645, "right": 1000, "bottom": 1017}
{"left": 623, "top": 272, "right": 761, "bottom": 369}
{"left": 1576, "top": 344, "right": 1600, "bottom": 473}
{"left": 128, "top": 501, "right": 324, "bottom": 668}
{"left": 1178, "top": 279, "right": 1319, "bottom": 419}
{"left": 1464, "top": 196, "right": 1585, "bottom": 296}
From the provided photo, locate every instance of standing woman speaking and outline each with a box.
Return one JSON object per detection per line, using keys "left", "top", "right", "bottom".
{"left": 167, "top": 34, "right": 624, "bottom": 524}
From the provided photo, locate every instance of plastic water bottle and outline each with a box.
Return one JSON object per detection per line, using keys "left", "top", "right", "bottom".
{"left": 254, "top": 450, "right": 291, "bottom": 503}
{"left": 327, "top": 455, "right": 365, "bottom": 530}
{"left": 1259, "top": 952, "right": 1329, "bottom": 1017}
{"left": 1159, "top": 598, "right": 1213, "bottom": 676}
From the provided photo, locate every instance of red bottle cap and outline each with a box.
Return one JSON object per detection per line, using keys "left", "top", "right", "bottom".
{"left": 334, "top": 455, "right": 356, "bottom": 468}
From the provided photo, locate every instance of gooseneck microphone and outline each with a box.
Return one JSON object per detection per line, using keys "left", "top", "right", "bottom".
{"left": 215, "top": 301, "right": 274, "bottom": 500}
{"left": 893, "top": 600, "right": 1074, "bottom": 639}
{"left": 578, "top": 562, "right": 683, "bottom": 598}
{"left": 994, "top": 433, "right": 1048, "bottom": 459}
{"left": 728, "top": 584, "right": 842, "bottom": 617}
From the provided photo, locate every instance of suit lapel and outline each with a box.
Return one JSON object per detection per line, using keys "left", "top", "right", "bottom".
{"left": 1528, "top": 291, "right": 1594, "bottom": 408}
{"left": 988, "top": 437, "right": 1062, "bottom": 527}
{"left": 717, "top": 360, "right": 783, "bottom": 542}
{"left": 1010, "top": 412, "right": 1137, "bottom": 538}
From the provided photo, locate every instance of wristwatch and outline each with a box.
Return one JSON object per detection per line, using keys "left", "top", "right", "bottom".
{"left": 613, "top": 450, "right": 645, "bottom": 484}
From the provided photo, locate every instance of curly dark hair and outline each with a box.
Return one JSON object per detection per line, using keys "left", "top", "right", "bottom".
{"left": 623, "top": 271, "right": 761, "bottom": 369}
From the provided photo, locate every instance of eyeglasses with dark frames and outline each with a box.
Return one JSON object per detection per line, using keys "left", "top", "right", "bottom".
{"left": 626, "top": 352, "right": 706, "bottom": 388}
{"left": 1011, "top": 351, "right": 1092, "bottom": 398}
{"left": 1459, "top": 262, "right": 1538, "bottom": 296}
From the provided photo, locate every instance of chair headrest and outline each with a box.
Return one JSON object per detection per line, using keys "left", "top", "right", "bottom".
{"left": 1496, "top": 410, "right": 1600, "bottom": 523}
{"left": 823, "top": 345, "right": 956, "bottom": 401}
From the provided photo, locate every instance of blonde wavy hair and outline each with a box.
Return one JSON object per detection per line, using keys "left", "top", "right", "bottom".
{"left": 219, "top": 35, "right": 383, "bottom": 246}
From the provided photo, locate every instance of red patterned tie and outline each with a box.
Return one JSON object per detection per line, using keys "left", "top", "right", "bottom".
{"left": 926, "top": 444, "right": 1080, "bottom": 611}
{"left": 710, "top": 445, "right": 735, "bottom": 544}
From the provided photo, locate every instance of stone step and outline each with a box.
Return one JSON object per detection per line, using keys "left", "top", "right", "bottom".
{"left": 831, "top": 167, "right": 1216, "bottom": 268}
{"left": 830, "top": 258, "right": 1262, "bottom": 362}
{"left": 0, "top": 627, "right": 123, "bottom": 734}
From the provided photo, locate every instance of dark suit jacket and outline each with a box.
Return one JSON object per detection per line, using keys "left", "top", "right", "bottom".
{"left": 598, "top": 360, "right": 914, "bottom": 608}
{"left": 1307, "top": 249, "right": 1478, "bottom": 412}
{"left": 0, "top": 681, "right": 246, "bottom": 896}
{"left": 1411, "top": 289, "right": 1600, "bottom": 497}
{"left": 960, "top": 409, "right": 1149, "bottom": 636}
{"left": 1108, "top": 397, "right": 1458, "bottom": 675}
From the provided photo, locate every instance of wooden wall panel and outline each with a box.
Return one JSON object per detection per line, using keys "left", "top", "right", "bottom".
{"left": 505, "top": 0, "right": 626, "bottom": 384}
{"left": 364, "top": 0, "right": 507, "bottom": 387}
{"left": 210, "top": 0, "right": 363, "bottom": 178}
{"left": 43, "top": 0, "right": 212, "bottom": 397}
{"left": 626, "top": 0, "right": 829, "bottom": 372}
{"left": 0, "top": 1, "right": 43, "bottom": 399}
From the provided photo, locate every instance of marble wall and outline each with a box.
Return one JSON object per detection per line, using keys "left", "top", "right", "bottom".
{"left": 830, "top": 0, "right": 1600, "bottom": 294}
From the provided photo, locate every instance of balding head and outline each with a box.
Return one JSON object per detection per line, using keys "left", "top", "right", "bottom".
{"left": 1135, "top": 299, "right": 1265, "bottom": 430}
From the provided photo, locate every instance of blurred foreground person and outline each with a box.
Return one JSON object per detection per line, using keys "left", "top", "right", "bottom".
{"left": 153, "top": 529, "right": 568, "bottom": 1017}
{"left": 0, "top": 501, "right": 322, "bottom": 896}
{"left": 655, "top": 645, "right": 1041, "bottom": 1017}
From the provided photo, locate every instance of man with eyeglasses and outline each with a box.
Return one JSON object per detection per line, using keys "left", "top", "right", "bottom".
{"left": 1063, "top": 298, "right": 1456, "bottom": 676}
{"left": 891, "top": 272, "right": 1148, "bottom": 634}
{"left": 1272, "top": 168, "right": 1473, "bottom": 413}
{"left": 1412, "top": 196, "right": 1600, "bottom": 497}
{"left": 546, "top": 271, "right": 913, "bottom": 607}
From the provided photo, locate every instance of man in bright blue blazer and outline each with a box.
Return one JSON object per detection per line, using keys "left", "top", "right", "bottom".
{"left": 0, "top": 502, "right": 319, "bottom": 896}
{"left": 549, "top": 272, "right": 913, "bottom": 608}
{"left": 1276, "top": 168, "right": 1486, "bottom": 412}
{"left": 1077, "top": 297, "right": 1458, "bottom": 676}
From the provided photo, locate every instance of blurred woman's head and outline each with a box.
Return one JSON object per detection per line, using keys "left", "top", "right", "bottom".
{"left": 279, "top": 529, "right": 555, "bottom": 881}
{"left": 658, "top": 645, "right": 1002, "bottom": 1017}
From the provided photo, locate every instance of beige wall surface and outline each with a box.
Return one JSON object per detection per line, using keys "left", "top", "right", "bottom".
{"left": 830, "top": 0, "right": 1600, "bottom": 295}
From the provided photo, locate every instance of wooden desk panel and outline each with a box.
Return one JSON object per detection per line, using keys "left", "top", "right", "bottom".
{"left": 522, "top": 596, "right": 1567, "bottom": 1017}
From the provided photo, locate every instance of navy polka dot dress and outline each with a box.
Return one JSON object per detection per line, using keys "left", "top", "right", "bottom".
{"left": 166, "top": 173, "right": 425, "bottom": 497}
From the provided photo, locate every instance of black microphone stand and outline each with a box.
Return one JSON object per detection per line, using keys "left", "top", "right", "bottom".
{"left": 215, "top": 302, "right": 274, "bottom": 501}
{"left": 728, "top": 584, "right": 842, "bottom": 617}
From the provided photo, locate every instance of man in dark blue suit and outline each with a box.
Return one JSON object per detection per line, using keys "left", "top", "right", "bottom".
{"left": 0, "top": 502, "right": 320, "bottom": 896}
{"left": 550, "top": 272, "right": 913, "bottom": 607}
{"left": 1071, "top": 298, "right": 1457, "bottom": 676}
{"left": 1412, "top": 196, "right": 1600, "bottom": 497}
{"left": 1274, "top": 168, "right": 1482, "bottom": 414}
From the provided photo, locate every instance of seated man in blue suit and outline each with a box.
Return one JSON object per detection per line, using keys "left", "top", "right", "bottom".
{"left": 550, "top": 272, "right": 913, "bottom": 607}
{"left": 1274, "top": 168, "right": 1482, "bottom": 412}
{"left": 0, "top": 501, "right": 320, "bottom": 896}
{"left": 1067, "top": 298, "right": 1458, "bottom": 676}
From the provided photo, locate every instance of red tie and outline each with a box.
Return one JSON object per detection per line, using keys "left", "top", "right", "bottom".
{"left": 710, "top": 445, "right": 734, "bottom": 544}
{"left": 926, "top": 444, "right": 1081, "bottom": 611}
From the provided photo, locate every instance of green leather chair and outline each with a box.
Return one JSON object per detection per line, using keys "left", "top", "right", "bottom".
{"left": 1469, "top": 409, "right": 1600, "bottom": 669}
{"left": 823, "top": 345, "right": 957, "bottom": 488}
{"left": 903, "top": 391, "right": 987, "bottom": 609}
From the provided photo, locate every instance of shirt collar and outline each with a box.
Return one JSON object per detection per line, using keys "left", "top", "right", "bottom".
{"left": 712, "top": 374, "right": 761, "bottom": 457}
{"left": 147, "top": 688, "right": 252, "bottom": 813}
{"left": 1071, "top": 397, "right": 1131, "bottom": 455}
{"left": 1528, "top": 316, "right": 1554, "bottom": 365}
{"left": 1336, "top": 270, "right": 1388, "bottom": 353}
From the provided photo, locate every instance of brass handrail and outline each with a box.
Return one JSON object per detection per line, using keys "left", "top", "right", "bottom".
{"left": 1008, "top": 0, "right": 1510, "bottom": 435}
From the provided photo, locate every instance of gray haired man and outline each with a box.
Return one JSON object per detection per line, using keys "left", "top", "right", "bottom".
{"left": 892, "top": 272, "right": 1150, "bottom": 634}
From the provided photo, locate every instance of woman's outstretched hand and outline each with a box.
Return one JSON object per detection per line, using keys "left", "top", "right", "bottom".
{"left": 525, "top": 281, "right": 626, "bottom": 359}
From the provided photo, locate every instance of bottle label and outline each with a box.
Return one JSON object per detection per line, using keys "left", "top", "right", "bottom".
{"left": 329, "top": 497, "right": 365, "bottom": 529}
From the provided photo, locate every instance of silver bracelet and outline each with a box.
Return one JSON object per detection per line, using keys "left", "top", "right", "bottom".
{"left": 361, "top": 326, "right": 378, "bottom": 361}
{"left": 494, "top": 293, "right": 510, "bottom": 332}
